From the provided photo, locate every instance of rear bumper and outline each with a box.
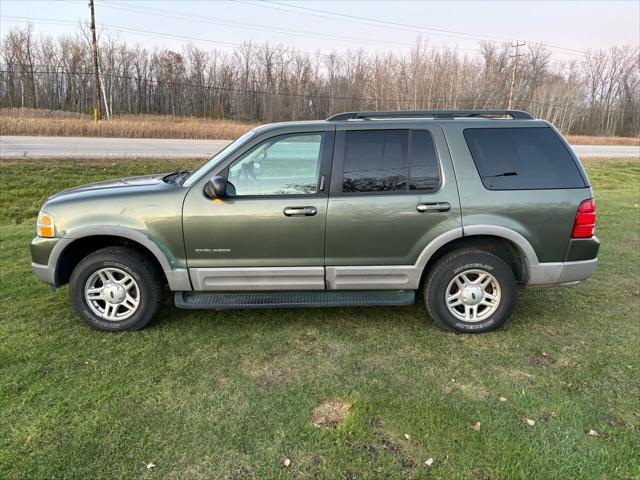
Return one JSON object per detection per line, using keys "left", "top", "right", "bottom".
{"left": 558, "top": 259, "right": 598, "bottom": 283}
{"left": 528, "top": 258, "right": 598, "bottom": 286}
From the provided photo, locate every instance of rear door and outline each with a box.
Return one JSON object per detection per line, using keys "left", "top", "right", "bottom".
{"left": 324, "top": 123, "right": 462, "bottom": 289}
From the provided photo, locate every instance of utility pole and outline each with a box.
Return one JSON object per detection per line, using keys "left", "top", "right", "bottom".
{"left": 89, "top": 0, "right": 101, "bottom": 121}
{"left": 508, "top": 41, "right": 526, "bottom": 110}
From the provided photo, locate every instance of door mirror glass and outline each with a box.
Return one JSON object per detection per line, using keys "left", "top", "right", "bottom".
{"left": 204, "top": 175, "right": 228, "bottom": 198}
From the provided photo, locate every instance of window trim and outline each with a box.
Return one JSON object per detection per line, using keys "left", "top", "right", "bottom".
{"left": 463, "top": 126, "right": 588, "bottom": 191}
{"left": 329, "top": 128, "right": 442, "bottom": 196}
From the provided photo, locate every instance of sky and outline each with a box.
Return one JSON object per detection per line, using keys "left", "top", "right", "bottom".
{"left": 1, "top": 0, "right": 639, "bottom": 62}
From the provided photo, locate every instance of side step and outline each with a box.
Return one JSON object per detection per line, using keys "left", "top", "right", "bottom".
{"left": 175, "top": 290, "right": 415, "bottom": 310}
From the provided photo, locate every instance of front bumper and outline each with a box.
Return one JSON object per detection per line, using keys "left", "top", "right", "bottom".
{"left": 30, "top": 236, "right": 63, "bottom": 286}
{"left": 32, "top": 261, "right": 55, "bottom": 285}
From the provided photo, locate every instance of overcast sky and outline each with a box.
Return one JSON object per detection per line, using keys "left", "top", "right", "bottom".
{"left": 1, "top": 0, "right": 638, "bottom": 61}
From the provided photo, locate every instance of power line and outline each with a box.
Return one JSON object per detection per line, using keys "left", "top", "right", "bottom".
{"left": 0, "top": 15, "right": 352, "bottom": 61}
{"left": 243, "top": 0, "right": 589, "bottom": 57}
{"left": 2, "top": 14, "right": 481, "bottom": 65}
{"left": 99, "top": 1, "right": 480, "bottom": 54}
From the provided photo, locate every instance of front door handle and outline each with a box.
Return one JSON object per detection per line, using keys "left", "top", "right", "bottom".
{"left": 283, "top": 206, "right": 318, "bottom": 217}
{"left": 417, "top": 202, "right": 451, "bottom": 213}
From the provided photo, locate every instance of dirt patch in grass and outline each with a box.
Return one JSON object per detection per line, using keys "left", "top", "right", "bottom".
{"left": 527, "top": 352, "right": 555, "bottom": 368}
{"left": 311, "top": 400, "right": 352, "bottom": 427}
{"left": 472, "top": 467, "right": 493, "bottom": 480}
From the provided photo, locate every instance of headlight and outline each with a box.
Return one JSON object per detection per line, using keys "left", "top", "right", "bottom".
{"left": 37, "top": 211, "right": 55, "bottom": 238}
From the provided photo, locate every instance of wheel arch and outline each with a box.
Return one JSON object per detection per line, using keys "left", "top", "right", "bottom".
{"left": 51, "top": 227, "right": 191, "bottom": 290}
{"left": 416, "top": 226, "right": 539, "bottom": 285}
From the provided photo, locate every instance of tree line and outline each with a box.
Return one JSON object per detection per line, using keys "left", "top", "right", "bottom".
{"left": 1, "top": 24, "right": 638, "bottom": 136}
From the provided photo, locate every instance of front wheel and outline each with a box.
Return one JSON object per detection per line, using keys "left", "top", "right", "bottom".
{"left": 69, "top": 247, "right": 164, "bottom": 331}
{"left": 424, "top": 249, "right": 516, "bottom": 333}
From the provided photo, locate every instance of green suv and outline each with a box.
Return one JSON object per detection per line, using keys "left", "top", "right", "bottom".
{"left": 30, "top": 110, "right": 599, "bottom": 333}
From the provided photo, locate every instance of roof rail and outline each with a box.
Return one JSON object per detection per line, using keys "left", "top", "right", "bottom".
{"left": 326, "top": 109, "right": 534, "bottom": 121}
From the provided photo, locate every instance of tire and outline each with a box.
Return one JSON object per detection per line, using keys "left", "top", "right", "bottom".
{"left": 424, "top": 248, "right": 516, "bottom": 333}
{"left": 69, "top": 246, "right": 164, "bottom": 331}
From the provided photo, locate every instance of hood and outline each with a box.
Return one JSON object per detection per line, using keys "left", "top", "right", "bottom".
{"left": 49, "top": 174, "right": 169, "bottom": 200}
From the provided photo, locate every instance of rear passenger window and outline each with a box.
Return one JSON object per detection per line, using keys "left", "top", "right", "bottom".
{"left": 342, "top": 129, "right": 439, "bottom": 193}
{"left": 343, "top": 130, "right": 407, "bottom": 193}
{"left": 464, "top": 127, "right": 586, "bottom": 190}
{"left": 410, "top": 131, "right": 439, "bottom": 191}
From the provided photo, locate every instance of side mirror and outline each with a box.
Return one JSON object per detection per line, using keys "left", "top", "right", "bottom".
{"left": 204, "top": 175, "right": 228, "bottom": 198}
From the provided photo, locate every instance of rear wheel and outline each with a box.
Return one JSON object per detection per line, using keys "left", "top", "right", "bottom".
{"left": 424, "top": 248, "right": 516, "bottom": 333}
{"left": 69, "top": 247, "right": 164, "bottom": 331}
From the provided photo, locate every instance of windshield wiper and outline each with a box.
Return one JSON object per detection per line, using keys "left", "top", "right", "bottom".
{"left": 484, "top": 171, "right": 518, "bottom": 178}
{"left": 163, "top": 170, "right": 190, "bottom": 185}
{"left": 175, "top": 170, "right": 190, "bottom": 186}
{"left": 483, "top": 171, "right": 518, "bottom": 187}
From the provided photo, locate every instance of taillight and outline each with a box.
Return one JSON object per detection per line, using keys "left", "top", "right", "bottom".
{"left": 571, "top": 198, "right": 596, "bottom": 238}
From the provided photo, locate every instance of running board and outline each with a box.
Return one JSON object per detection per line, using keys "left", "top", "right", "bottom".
{"left": 174, "top": 290, "right": 415, "bottom": 309}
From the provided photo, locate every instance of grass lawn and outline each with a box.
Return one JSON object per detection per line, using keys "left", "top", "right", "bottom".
{"left": 1, "top": 158, "right": 639, "bottom": 479}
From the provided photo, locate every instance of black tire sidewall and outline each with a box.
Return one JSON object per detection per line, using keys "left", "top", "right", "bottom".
{"left": 426, "top": 251, "right": 516, "bottom": 333}
{"left": 69, "top": 252, "right": 160, "bottom": 331}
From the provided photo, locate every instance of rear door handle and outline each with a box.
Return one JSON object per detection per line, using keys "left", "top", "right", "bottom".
{"left": 283, "top": 206, "right": 318, "bottom": 217}
{"left": 417, "top": 202, "right": 451, "bottom": 213}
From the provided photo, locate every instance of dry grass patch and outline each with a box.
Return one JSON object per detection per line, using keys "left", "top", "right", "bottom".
{"left": 3, "top": 109, "right": 638, "bottom": 146}
{"left": 311, "top": 400, "right": 352, "bottom": 427}
{"left": 455, "top": 382, "right": 491, "bottom": 400}
{"left": 244, "top": 355, "right": 298, "bottom": 387}
{"left": 0, "top": 108, "right": 256, "bottom": 139}
{"left": 565, "top": 134, "right": 639, "bottom": 146}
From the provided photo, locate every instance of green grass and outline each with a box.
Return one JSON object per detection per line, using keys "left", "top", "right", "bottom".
{"left": 1, "top": 158, "right": 639, "bottom": 479}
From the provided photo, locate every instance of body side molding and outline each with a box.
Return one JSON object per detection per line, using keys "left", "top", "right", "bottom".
{"left": 189, "top": 266, "right": 325, "bottom": 291}
{"left": 325, "top": 265, "right": 420, "bottom": 290}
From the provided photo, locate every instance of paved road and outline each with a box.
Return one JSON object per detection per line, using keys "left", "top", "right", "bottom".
{"left": 571, "top": 144, "right": 640, "bottom": 158}
{"left": 0, "top": 136, "right": 230, "bottom": 158}
{"left": 1, "top": 135, "right": 639, "bottom": 159}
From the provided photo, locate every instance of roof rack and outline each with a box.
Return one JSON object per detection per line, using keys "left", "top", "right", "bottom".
{"left": 326, "top": 109, "right": 534, "bottom": 121}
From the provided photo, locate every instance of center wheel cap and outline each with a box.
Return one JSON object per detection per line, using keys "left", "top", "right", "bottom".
{"left": 460, "top": 285, "right": 483, "bottom": 305}
{"left": 102, "top": 283, "right": 126, "bottom": 304}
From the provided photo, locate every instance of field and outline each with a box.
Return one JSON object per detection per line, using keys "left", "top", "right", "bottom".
{"left": 566, "top": 134, "right": 640, "bottom": 146}
{"left": 1, "top": 108, "right": 639, "bottom": 145}
{"left": 0, "top": 108, "right": 257, "bottom": 140}
{"left": 1, "top": 157, "right": 639, "bottom": 479}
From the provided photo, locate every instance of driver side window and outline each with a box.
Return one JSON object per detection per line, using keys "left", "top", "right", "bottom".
{"left": 227, "top": 133, "right": 323, "bottom": 196}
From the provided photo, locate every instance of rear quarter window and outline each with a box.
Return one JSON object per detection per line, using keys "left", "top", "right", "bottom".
{"left": 464, "top": 127, "right": 586, "bottom": 190}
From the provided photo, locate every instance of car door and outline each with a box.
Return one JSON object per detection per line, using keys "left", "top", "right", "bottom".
{"left": 183, "top": 127, "right": 334, "bottom": 291}
{"left": 324, "top": 124, "right": 462, "bottom": 289}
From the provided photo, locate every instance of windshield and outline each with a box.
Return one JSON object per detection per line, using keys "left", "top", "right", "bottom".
{"left": 182, "top": 128, "right": 258, "bottom": 187}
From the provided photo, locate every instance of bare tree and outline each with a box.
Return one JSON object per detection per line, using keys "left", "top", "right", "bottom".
{"left": 1, "top": 24, "right": 638, "bottom": 136}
